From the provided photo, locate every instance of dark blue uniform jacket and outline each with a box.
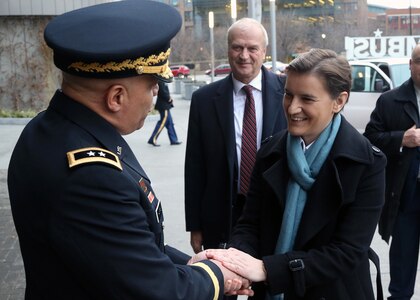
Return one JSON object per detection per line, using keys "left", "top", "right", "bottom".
{"left": 8, "top": 90, "right": 223, "bottom": 300}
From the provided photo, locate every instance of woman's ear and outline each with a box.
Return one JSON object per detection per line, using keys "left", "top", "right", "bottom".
{"left": 106, "top": 84, "right": 126, "bottom": 112}
{"left": 333, "top": 91, "right": 348, "bottom": 113}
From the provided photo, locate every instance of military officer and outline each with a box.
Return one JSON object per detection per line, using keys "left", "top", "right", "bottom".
{"left": 7, "top": 1, "right": 252, "bottom": 299}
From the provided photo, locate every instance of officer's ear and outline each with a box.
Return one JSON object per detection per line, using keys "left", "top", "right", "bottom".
{"left": 106, "top": 84, "right": 126, "bottom": 113}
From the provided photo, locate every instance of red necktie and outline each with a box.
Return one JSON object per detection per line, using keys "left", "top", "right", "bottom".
{"left": 239, "top": 85, "right": 257, "bottom": 195}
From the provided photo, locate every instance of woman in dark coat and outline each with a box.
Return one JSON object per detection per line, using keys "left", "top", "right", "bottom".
{"left": 207, "top": 49, "right": 386, "bottom": 300}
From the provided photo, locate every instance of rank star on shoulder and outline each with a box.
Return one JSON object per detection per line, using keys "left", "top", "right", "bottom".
{"left": 87, "top": 151, "right": 96, "bottom": 156}
{"left": 98, "top": 151, "right": 106, "bottom": 157}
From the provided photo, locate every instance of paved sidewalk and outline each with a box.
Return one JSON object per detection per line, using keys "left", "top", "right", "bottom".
{"left": 0, "top": 82, "right": 419, "bottom": 299}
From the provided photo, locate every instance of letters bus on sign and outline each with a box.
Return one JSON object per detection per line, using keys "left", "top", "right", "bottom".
{"left": 345, "top": 29, "right": 420, "bottom": 60}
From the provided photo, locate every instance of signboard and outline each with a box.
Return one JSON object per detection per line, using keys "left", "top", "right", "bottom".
{"left": 345, "top": 29, "right": 420, "bottom": 60}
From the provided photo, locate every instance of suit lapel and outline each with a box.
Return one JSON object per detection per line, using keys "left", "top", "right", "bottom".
{"left": 214, "top": 76, "right": 237, "bottom": 178}
{"left": 261, "top": 137, "right": 288, "bottom": 211}
{"left": 261, "top": 69, "right": 286, "bottom": 139}
{"left": 397, "top": 79, "right": 419, "bottom": 125}
{"left": 294, "top": 161, "right": 342, "bottom": 248}
{"left": 262, "top": 159, "right": 288, "bottom": 211}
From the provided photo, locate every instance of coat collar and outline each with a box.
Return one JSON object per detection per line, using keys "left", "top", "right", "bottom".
{"left": 212, "top": 67, "right": 286, "bottom": 148}
{"left": 211, "top": 67, "right": 286, "bottom": 182}
{"left": 260, "top": 116, "right": 374, "bottom": 165}
{"left": 394, "top": 78, "right": 419, "bottom": 125}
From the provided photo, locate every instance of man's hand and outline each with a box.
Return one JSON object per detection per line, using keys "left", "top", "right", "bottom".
{"left": 187, "top": 250, "right": 208, "bottom": 265}
{"left": 188, "top": 250, "right": 254, "bottom": 296}
{"left": 190, "top": 231, "right": 203, "bottom": 254}
{"left": 402, "top": 125, "right": 420, "bottom": 148}
{"left": 206, "top": 248, "right": 267, "bottom": 282}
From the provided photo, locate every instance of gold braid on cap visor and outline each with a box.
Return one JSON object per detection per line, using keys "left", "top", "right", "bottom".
{"left": 67, "top": 48, "right": 172, "bottom": 79}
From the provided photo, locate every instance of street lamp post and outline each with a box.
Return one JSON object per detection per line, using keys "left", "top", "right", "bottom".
{"left": 209, "top": 11, "right": 215, "bottom": 83}
{"left": 269, "top": 0, "right": 276, "bottom": 72}
{"left": 321, "top": 33, "right": 326, "bottom": 49}
{"left": 231, "top": 0, "right": 237, "bottom": 24}
{"left": 409, "top": 0, "right": 413, "bottom": 36}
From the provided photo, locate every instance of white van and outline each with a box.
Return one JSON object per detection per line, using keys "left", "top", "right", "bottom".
{"left": 341, "top": 57, "right": 411, "bottom": 132}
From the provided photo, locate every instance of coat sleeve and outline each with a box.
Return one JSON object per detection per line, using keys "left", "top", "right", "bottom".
{"left": 364, "top": 92, "right": 407, "bottom": 156}
{"left": 49, "top": 163, "right": 223, "bottom": 300}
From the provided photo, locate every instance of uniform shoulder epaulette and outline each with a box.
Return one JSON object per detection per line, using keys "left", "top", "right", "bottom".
{"left": 67, "top": 147, "right": 122, "bottom": 171}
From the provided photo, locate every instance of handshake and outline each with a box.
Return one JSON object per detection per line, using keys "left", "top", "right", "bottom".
{"left": 188, "top": 248, "right": 268, "bottom": 297}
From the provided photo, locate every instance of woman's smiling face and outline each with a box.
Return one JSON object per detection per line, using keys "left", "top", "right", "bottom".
{"left": 283, "top": 72, "right": 346, "bottom": 145}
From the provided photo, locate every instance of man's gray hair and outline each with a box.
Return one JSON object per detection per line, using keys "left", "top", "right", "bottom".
{"left": 227, "top": 18, "right": 269, "bottom": 47}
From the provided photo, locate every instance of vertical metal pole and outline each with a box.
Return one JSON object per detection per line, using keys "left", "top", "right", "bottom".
{"left": 209, "top": 11, "right": 215, "bottom": 83}
{"left": 269, "top": 0, "right": 277, "bottom": 72}
{"left": 409, "top": 0, "right": 413, "bottom": 36}
{"left": 231, "top": 0, "right": 237, "bottom": 24}
{"left": 248, "top": 0, "right": 261, "bottom": 22}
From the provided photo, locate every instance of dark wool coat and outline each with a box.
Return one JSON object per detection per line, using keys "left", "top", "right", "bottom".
{"left": 364, "top": 78, "right": 420, "bottom": 243}
{"left": 8, "top": 91, "right": 224, "bottom": 300}
{"left": 184, "top": 67, "right": 287, "bottom": 248}
{"left": 230, "top": 117, "right": 386, "bottom": 300}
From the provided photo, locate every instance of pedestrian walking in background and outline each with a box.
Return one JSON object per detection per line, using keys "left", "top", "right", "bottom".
{"left": 364, "top": 43, "right": 420, "bottom": 300}
{"left": 148, "top": 81, "right": 181, "bottom": 146}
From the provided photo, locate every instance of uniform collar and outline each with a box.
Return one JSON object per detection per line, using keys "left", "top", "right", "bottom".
{"left": 49, "top": 90, "right": 145, "bottom": 176}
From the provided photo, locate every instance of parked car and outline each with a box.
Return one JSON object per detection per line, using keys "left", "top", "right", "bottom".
{"left": 170, "top": 65, "right": 190, "bottom": 78}
{"left": 263, "top": 61, "right": 288, "bottom": 74}
{"left": 205, "top": 63, "right": 231, "bottom": 76}
{"left": 341, "top": 57, "right": 411, "bottom": 132}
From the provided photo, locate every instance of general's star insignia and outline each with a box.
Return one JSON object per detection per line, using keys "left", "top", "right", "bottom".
{"left": 67, "top": 147, "right": 122, "bottom": 171}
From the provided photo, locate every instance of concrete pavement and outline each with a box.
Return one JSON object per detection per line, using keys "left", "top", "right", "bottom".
{"left": 0, "top": 81, "right": 419, "bottom": 299}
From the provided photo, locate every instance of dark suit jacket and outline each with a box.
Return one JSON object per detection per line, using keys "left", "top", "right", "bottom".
{"left": 155, "top": 81, "right": 173, "bottom": 111}
{"left": 230, "top": 117, "right": 386, "bottom": 299}
{"left": 184, "top": 67, "right": 287, "bottom": 247}
{"left": 364, "top": 78, "right": 420, "bottom": 242}
{"left": 8, "top": 90, "right": 224, "bottom": 300}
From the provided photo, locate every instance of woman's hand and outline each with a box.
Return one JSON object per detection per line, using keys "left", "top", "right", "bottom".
{"left": 206, "top": 248, "right": 267, "bottom": 282}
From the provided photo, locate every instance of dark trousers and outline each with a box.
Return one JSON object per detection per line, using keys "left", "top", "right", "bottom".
{"left": 148, "top": 109, "right": 178, "bottom": 144}
{"left": 388, "top": 182, "right": 420, "bottom": 299}
{"left": 202, "top": 194, "right": 246, "bottom": 300}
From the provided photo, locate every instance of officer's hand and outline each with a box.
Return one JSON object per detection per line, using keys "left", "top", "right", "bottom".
{"left": 187, "top": 250, "right": 208, "bottom": 265}
{"left": 190, "top": 231, "right": 203, "bottom": 254}
{"left": 210, "top": 259, "right": 254, "bottom": 297}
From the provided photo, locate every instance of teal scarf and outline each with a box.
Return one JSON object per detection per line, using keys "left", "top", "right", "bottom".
{"left": 270, "top": 114, "right": 341, "bottom": 300}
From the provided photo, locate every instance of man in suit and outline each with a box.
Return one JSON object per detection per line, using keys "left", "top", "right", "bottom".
{"left": 364, "top": 43, "right": 420, "bottom": 299}
{"left": 7, "top": 2, "right": 252, "bottom": 299}
{"left": 185, "top": 18, "right": 287, "bottom": 254}
{"left": 148, "top": 81, "right": 182, "bottom": 146}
